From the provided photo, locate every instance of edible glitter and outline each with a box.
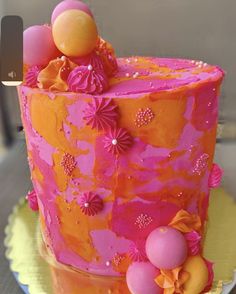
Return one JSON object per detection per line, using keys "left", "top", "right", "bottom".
{"left": 61, "top": 153, "right": 76, "bottom": 176}
{"left": 134, "top": 108, "right": 155, "bottom": 128}
{"left": 135, "top": 213, "right": 153, "bottom": 229}
{"left": 192, "top": 153, "right": 209, "bottom": 175}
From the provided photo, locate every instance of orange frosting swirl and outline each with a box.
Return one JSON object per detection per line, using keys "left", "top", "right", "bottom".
{"left": 37, "top": 56, "right": 77, "bottom": 91}
{"left": 155, "top": 267, "right": 190, "bottom": 294}
{"left": 96, "top": 37, "right": 118, "bottom": 77}
{"left": 168, "top": 210, "right": 201, "bottom": 233}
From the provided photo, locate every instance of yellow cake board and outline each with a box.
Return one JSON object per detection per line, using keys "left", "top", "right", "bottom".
{"left": 4, "top": 188, "right": 236, "bottom": 294}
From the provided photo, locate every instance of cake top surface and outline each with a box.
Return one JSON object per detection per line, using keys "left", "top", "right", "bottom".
{"left": 23, "top": 56, "right": 224, "bottom": 99}
{"left": 103, "top": 57, "right": 224, "bottom": 98}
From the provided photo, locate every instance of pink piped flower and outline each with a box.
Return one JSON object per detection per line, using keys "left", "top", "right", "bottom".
{"left": 26, "top": 190, "right": 39, "bottom": 211}
{"left": 103, "top": 127, "right": 133, "bottom": 155}
{"left": 78, "top": 192, "right": 103, "bottom": 216}
{"left": 83, "top": 98, "right": 118, "bottom": 131}
{"left": 129, "top": 240, "right": 148, "bottom": 262}
{"left": 208, "top": 163, "right": 223, "bottom": 188}
{"left": 185, "top": 230, "right": 201, "bottom": 255}
{"left": 25, "top": 66, "right": 42, "bottom": 88}
{"left": 71, "top": 51, "right": 104, "bottom": 71}
{"left": 67, "top": 65, "right": 109, "bottom": 94}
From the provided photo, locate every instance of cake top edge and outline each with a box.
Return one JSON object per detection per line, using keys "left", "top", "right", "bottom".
{"left": 21, "top": 56, "right": 224, "bottom": 98}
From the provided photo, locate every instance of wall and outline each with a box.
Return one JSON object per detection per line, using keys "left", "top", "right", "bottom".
{"left": 3, "top": 0, "right": 236, "bottom": 119}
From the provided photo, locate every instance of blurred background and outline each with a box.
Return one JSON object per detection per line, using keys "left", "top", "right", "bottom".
{"left": 0, "top": 0, "right": 236, "bottom": 293}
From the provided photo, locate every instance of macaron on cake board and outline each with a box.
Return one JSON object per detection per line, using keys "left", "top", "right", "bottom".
{"left": 19, "top": 1, "right": 224, "bottom": 293}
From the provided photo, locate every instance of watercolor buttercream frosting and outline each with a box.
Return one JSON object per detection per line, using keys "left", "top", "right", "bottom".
{"left": 19, "top": 1, "right": 224, "bottom": 293}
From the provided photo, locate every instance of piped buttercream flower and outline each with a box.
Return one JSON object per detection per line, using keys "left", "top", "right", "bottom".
{"left": 78, "top": 192, "right": 103, "bottom": 216}
{"left": 67, "top": 64, "right": 109, "bottom": 94}
{"left": 129, "top": 240, "right": 148, "bottom": 262}
{"left": 208, "top": 163, "right": 223, "bottom": 188}
{"left": 169, "top": 209, "right": 201, "bottom": 233}
{"left": 37, "top": 56, "right": 77, "bottom": 91}
{"left": 155, "top": 267, "right": 190, "bottom": 294}
{"left": 103, "top": 127, "right": 133, "bottom": 155}
{"left": 25, "top": 65, "right": 42, "bottom": 87}
{"left": 71, "top": 51, "right": 104, "bottom": 71}
{"left": 83, "top": 98, "right": 118, "bottom": 130}
{"left": 185, "top": 230, "right": 201, "bottom": 255}
{"left": 26, "top": 190, "right": 39, "bottom": 211}
{"left": 96, "top": 37, "right": 118, "bottom": 77}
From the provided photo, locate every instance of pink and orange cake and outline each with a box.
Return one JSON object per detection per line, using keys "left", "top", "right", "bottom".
{"left": 19, "top": 1, "right": 224, "bottom": 293}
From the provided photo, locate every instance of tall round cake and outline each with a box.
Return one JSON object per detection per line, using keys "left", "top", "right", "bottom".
{"left": 19, "top": 1, "right": 224, "bottom": 293}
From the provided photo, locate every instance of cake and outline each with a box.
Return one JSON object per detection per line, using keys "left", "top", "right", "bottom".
{"left": 19, "top": 1, "right": 224, "bottom": 293}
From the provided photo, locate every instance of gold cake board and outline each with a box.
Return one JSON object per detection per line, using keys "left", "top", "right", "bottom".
{"left": 4, "top": 188, "right": 236, "bottom": 294}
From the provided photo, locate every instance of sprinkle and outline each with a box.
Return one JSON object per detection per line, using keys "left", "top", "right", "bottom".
{"left": 134, "top": 58, "right": 138, "bottom": 62}
{"left": 126, "top": 73, "right": 130, "bottom": 77}
{"left": 112, "top": 253, "right": 124, "bottom": 267}
{"left": 134, "top": 107, "right": 155, "bottom": 128}
{"left": 135, "top": 214, "right": 153, "bottom": 229}
{"left": 112, "top": 139, "right": 118, "bottom": 145}
{"left": 133, "top": 72, "right": 139, "bottom": 78}
{"left": 87, "top": 64, "right": 93, "bottom": 71}
{"left": 105, "top": 261, "right": 111, "bottom": 267}
{"left": 177, "top": 192, "right": 183, "bottom": 197}
{"left": 61, "top": 56, "right": 66, "bottom": 61}
{"left": 192, "top": 153, "right": 209, "bottom": 175}
{"left": 61, "top": 153, "right": 76, "bottom": 176}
